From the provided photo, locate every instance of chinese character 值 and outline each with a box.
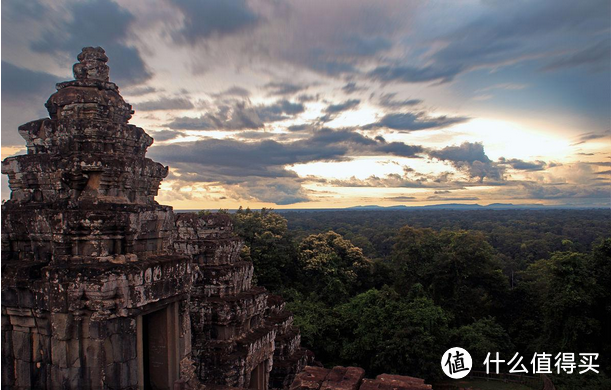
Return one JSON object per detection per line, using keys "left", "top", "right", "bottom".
{"left": 445, "top": 350, "right": 469, "bottom": 375}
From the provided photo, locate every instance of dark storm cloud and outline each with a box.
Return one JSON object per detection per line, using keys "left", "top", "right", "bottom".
{"left": 152, "top": 128, "right": 423, "bottom": 172}
{"left": 1, "top": 61, "right": 62, "bottom": 145}
{"left": 378, "top": 93, "right": 422, "bottom": 108}
{"left": 319, "top": 99, "right": 360, "bottom": 122}
{"left": 337, "top": 35, "right": 393, "bottom": 57}
{"left": 165, "top": 98, "right": 306, "bottom": 131}
{"left": 135, "top": 97, "right": 194, "bottom": 111}
{"left": 310, "top": 61, "right": 357, "bottom": 77}
{"left": 342, "top": 82, "right": 367, "bottom": 94}
{"left": 429, "top": 142, "right": 489, "bottom": 163}
{"left": 498, "top": 158, "right": 547, "bottom": 171}
{"left": 264, "top": 82, "right": 309, "bottom": 96}
{"left": 287, "top": 124, "right": 316, "bottom": 132}
{"left": 169, "top": 0, "right": 259, "bottom": 43}
{"left": 362, "top": 112, "right": 469, "bottom": 131}
{"left": 149, "top": 130, "right": 185, "bottom": 142}
{"left": 368, "top": 0, "right": 610, "bottom": 84}
{"left": 429, "top": 142, "right": 504, "bottom": 182}
{"left": 152, "top": 135, "right": 345, "bottom": 179}
{"left": 30, "top": 0, "right": 151, "bottom": 85}
{"left": 1, "top": 0, "right": 47, "bottom": 21}
{"left": 257, "top": 100, "right": 305, "bottom": 122}
{"left": 149, "top": 128, "right": 424, "bottom": 204}
{"left": 324, "top": 99, "right": 360, "bottom": 114}
{"left": 167, "top": 100, "right": 262, "bottom": 130}
{"left": 368, "top": 64, "right": 463, "bottom": 84}
{"left": 231, "top": 179, "right": 310, "bottom": 205}
{"left": 376, "top": 141, "right": 424, "bottom": 157}
{"left": 1, "top": 61, "right": 61, "bottom": 100}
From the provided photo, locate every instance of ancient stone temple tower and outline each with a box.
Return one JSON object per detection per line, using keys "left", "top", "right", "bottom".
{"left": 1, "top": 47, "right": 309, "bottom": 390}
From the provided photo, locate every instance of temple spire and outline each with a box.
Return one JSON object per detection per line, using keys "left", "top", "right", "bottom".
{"left": 73, "top": 46, "right": 110, "bottom": 81}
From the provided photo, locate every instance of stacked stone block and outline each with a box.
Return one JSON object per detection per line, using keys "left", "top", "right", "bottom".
{"left": 290, "top": 367, "right": 431, "bottom": 390}
{"left": 2, "top": 46, "right": 311, "bottom": 389}
{"left": 1, "top": 47, "right": 192, "bottom": 389}
{"left": 174, "top": 214, "right": 310, "bottom": 389}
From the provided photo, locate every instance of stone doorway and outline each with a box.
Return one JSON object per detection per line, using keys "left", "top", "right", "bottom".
{"left": 249, "top": 361, "right": 268, "bottom": 390}
{"left": 138, "top": 303, "right": 179, "bottom": 390}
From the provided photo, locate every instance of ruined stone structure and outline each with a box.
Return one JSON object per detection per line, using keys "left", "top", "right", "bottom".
{"left": 1, "top": 47, "right": 308, "bottom": 390}
{"left": 290, "top": 367, "right": 431, "bottom": 390}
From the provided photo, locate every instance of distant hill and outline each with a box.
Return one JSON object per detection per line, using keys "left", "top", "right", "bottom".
{"left": 177, "top": 203, "right": 606, "bottom": 214}
{"left": 346, "top": 203, "right": 548, "bottom": 210}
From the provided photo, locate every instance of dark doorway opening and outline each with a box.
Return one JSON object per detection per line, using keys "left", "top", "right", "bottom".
{"left": 249, "top": 361, "right": 267, "bottom": 390}
{"left": 143, "top": 308, "right": 170, "bottom": 390}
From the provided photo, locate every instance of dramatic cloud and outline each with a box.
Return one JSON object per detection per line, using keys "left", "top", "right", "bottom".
{"left": 325, "top": 99, "right": 361, "bottom": 114}
{"left": 319, "top": 99, "right": 361, "bottom": 122}
{"left": 319, "top": 170, "right": 461, "bottom": 190}
{"left": 426, "top": 195, "right": 479, "bottom": 201}
{"left": 227, "top": 178, "right": 310, "bottom": 205}
{"left": 378, "top": 93, "right": 422, "bottom": 108}
{"left": 429, "top": 142, "right": 504, "bottom": 182}
{"left": 368, "top": 64, "right": 462, "bottom": 84}
{"left": 571, "top": 131, "right": 609, "bottom": 146}
{"left": 2, "top": 0, "right": 609, "bottom": 207}
{"left": 363, "top": 112, "right": 469, "bottom": 131}
{"left": 149, "top": 130, "right": 185, "bottom": 142}
{"left": 136, "top": 97, "right": 194, "bottom": 111}
{"left": 498, "top": 158, "right": 547, "bottom": 171}
{"left": 166, "top": 99, "right": 262, "bottom": 130}
{"left": 150, "top": 129, "right": 424, "bottom": 203}
{"left": 342, "top": 82, "right": 367, "bottom": 94}
{"left": 368, "top": 0, "right": 610, "bottom": 84}
{"left": 1, "top": 0, "right": 47, "bottom": 22}
{"left": 257, "top": 100, "right": 305, "bottom": 122}
{"left": 30, "top": 0, "right": 151, "bottom": 85}
{"left": 287, "top": 124, "right": 317, "bottom": 132}
{"left": 1, "top": 61, "right": 60, "bottom": 101}
{"left": 161, "top": 98, "right": 305, "bottom": 131}
{"left": 169, "top": 0, "right": 260, "bottom": 43}
{"left": 153, "top": 130, "right": 422, "bottom": 179}
{"left": 385, "top": 196, "right": 417, "bottom": 202}
{"left": 1, "top": 61, "right": 62, "bottom": 145}
{"left": 264, "top": 82, "right": 309, "bottom": 96}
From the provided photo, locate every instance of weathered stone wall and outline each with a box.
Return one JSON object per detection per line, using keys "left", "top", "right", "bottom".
{"left": 2, "top": 255, "right": 192, "bottom": 389}
{"left": 1, "top": 47, "right": 193, "bottom": 389}
{"left": 174, "top": 214, "right": 311, "bottom": 389}
{"left": 2, "top": 46, "right": 311, "bottom": 390}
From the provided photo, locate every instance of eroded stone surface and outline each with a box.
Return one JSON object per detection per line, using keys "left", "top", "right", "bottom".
{"left": 2, "top": 47, "right": 310, "bottom": 390}
{"left": 291, "top": 367, "right": 431, "bottom": 390}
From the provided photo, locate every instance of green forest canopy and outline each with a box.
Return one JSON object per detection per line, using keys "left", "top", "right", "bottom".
{"left": 224, "top": 208, "right": 611, "bottom": 389}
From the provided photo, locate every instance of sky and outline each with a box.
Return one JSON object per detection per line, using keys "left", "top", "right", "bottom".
{"left": 1, "top": 0, "right": 610, "bottom": 209}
